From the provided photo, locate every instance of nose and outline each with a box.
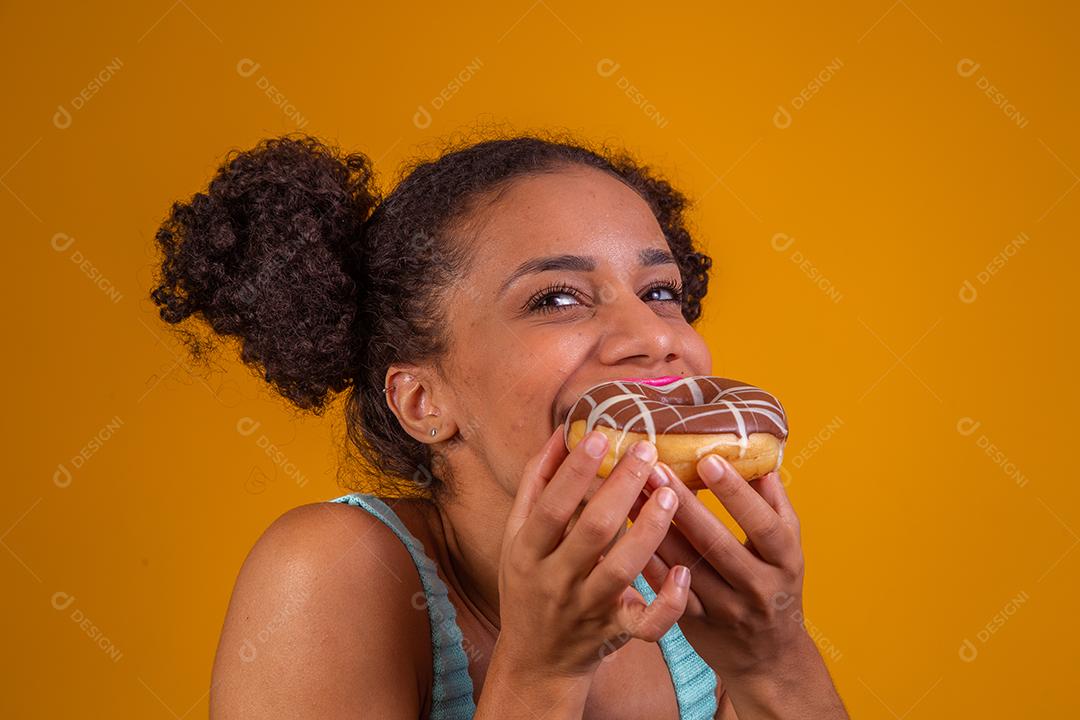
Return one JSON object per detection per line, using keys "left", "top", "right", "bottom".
{"left": 595, "top": 286, "right": 682, "bottom": 368}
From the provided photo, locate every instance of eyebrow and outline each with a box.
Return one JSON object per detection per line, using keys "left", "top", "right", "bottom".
{"left": 496, "top": 247, "right": 677, "bottom": 298}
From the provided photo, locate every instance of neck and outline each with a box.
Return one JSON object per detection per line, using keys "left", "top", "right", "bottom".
{"left": 425, "top": 460, "right": 513, "bottom": 637}
{"left": 419, "top": 450, "right": 617, "bottom": 637}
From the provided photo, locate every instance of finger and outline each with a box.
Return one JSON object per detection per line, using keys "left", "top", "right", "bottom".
{"left": 749, "top": 470, "right": 801, "bottom": 537}
{"left": 660, "top": 461, "right": 761, "bottom": 590}
{"left": 627, "top": 489, "right": 648, "bottom": 521}
{"left": 628, "top": 480, "right": 720, "bottom": 590}
{"left": 559, "top": 440, "right": 661, "bottom": 571}
{"left": 643, "top": 551, "right": 706, "bottom": 617}
{"left": 698, "top": 455, "right": 799, "bottom": 567}
{"left": 626, "top": 463, "right": 671, "bottom": 520}
{"left": 616, "top": 565, "right": 691, "bottom": 643}
{"left": 639, "top": 495, "right": 737, "bottom": 604}
{"left": 641, "top": 551, "right": 668, "bottom": 592}
{"left": 584, "top": 482, "right": 676, "bottom": 598}
{"left": 518, "top": 429, "right": 609, "bottom": 557}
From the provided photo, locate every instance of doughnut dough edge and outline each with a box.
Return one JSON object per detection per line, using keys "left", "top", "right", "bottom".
{"left": 566, "top": 419, "right": 782, "bottom": 491}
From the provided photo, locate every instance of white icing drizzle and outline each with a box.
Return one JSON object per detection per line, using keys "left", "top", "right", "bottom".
{"left": 564, "top": 376, "right": 788, "bottom": 462}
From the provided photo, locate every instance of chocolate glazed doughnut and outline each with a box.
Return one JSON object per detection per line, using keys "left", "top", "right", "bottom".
{"left": 563, "top": 376, "right": 789, "bottom": 491}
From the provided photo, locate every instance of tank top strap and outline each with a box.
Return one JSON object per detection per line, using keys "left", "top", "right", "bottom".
{"left": 329, "top": 492, "right": 716, "bottom": 719}
{"left": 328, "top": 492, "right": 477, "bottom": 719}
{"left": 632, "top": 575, "right": 719, "bottom": 719}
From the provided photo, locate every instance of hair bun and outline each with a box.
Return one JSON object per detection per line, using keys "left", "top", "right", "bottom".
{"left": 150, "top": 134, "right": 381, "bottom": 413}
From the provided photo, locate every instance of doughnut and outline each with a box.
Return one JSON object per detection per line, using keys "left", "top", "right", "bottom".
{"left": 563, "top": 376, "right": 788, "bottom": 490}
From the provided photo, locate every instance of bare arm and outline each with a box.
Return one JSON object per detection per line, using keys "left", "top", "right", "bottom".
{"left": 211, "top": 424, "right": 691, "bottom": 719}
{"left": 209, "top": 503, "right": 429, "bottom": 719}
{"left": 208, "top": 500, "right": 600, "bottom": 720}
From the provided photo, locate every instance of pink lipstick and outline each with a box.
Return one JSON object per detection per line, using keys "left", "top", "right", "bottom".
{"left": 619, "top": 375, "right": 684, "bottom": 387}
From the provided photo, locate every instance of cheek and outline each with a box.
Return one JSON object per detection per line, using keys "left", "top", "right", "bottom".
{"left": 680, "top": 326, "right": 713, "bottom": 373}
{"left": 479, "top": 327, "right": 587, "bottom": 397}
{"left": 456, "top": 329, "right": 582, "bottom": 444}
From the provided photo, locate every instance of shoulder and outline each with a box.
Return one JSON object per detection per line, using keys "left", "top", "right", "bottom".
{"left": 209, "top": 499, "right": 432, "bottom": 719}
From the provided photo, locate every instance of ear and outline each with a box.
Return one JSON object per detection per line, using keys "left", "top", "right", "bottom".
{"left": 383, "top": 365, "right": 459, "bottom": 444}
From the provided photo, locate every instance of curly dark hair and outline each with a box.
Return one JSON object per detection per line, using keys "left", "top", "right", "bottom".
{"left": 150, "top": 128, "right": 713, "bottom": 499}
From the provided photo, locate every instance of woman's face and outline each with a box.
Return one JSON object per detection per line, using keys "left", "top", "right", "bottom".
{"left": 438, "top": 165, "right": 713, "bottom": 497}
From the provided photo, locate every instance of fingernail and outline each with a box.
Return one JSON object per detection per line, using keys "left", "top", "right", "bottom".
{"left": 657, "top": 462, "right": 679, "bottom": 485}
{"left": 656, "top": 486, "right": 676, "bottom": 510}
{"left": 631, "top": 440, "right": 657, "bottom": 462}
{"left": 675, "top": 566, "right": 690, "bottom": 588}
{"left": 647, "top": 465, "right": 669, "bottom": 489}
{"left": 583, "top": 431, "right": 608, "bottom": 458}
{"left": 701, "top": 454, "right": 725, "bottom": 479}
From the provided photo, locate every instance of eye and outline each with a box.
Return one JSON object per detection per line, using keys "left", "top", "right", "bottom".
{"left": 523, "top": 280, "right": 684, "bottom": 314}
{"left": 524, "top": 283, "right": 586, "bottom": 313}
{"left": 642, "top": 281, "right": 683, "bottom": 303}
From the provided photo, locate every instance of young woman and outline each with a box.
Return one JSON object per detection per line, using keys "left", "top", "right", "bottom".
{"left": 150, "top": 132, "right": 848, "bottom": 719}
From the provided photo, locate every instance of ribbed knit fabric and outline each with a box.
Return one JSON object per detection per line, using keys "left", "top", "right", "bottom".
{"left": 329, "top": 493, "right": 475, "bottom": 719}
{"left": 329, "top": 492, "right": 718, "bottom": 719}
{"left": 632, "top": 574, "right": 719, "bottom": 718}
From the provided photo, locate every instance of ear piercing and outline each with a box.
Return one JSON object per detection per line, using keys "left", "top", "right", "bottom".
{"left": 383, "top": 385, "right": 438, "bottom": 439}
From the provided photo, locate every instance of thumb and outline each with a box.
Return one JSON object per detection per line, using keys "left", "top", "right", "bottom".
{"left": 617, "top": 566, "right": 690, "bottom": 643}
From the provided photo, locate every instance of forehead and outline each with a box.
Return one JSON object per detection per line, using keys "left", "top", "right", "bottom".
{"left": 461, "top": 165, "right": 667, "bottom": 272}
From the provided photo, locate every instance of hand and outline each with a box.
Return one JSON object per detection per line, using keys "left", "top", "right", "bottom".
{"left": 492, "top": 424, "right": 692, "bottom": 682}
{"left": 632, "top": 454, "right": 809, "bottom": 681}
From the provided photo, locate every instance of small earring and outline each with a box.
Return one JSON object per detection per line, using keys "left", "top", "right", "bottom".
{"left": 430, "top": 428, "right": 437, "bottom": 437}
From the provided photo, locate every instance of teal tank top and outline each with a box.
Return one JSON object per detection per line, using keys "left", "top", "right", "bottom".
{"left": 328, "top": 492, "right": 718, "bottom": 719}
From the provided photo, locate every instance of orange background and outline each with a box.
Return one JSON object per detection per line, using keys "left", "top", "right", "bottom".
{"left": 3, "top": 1, "right": 1077, "bottom": 717}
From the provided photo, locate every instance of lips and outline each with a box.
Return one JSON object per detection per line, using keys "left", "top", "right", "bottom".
{"left": 618, "top": 376, "right": 684, "bottom": 387}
